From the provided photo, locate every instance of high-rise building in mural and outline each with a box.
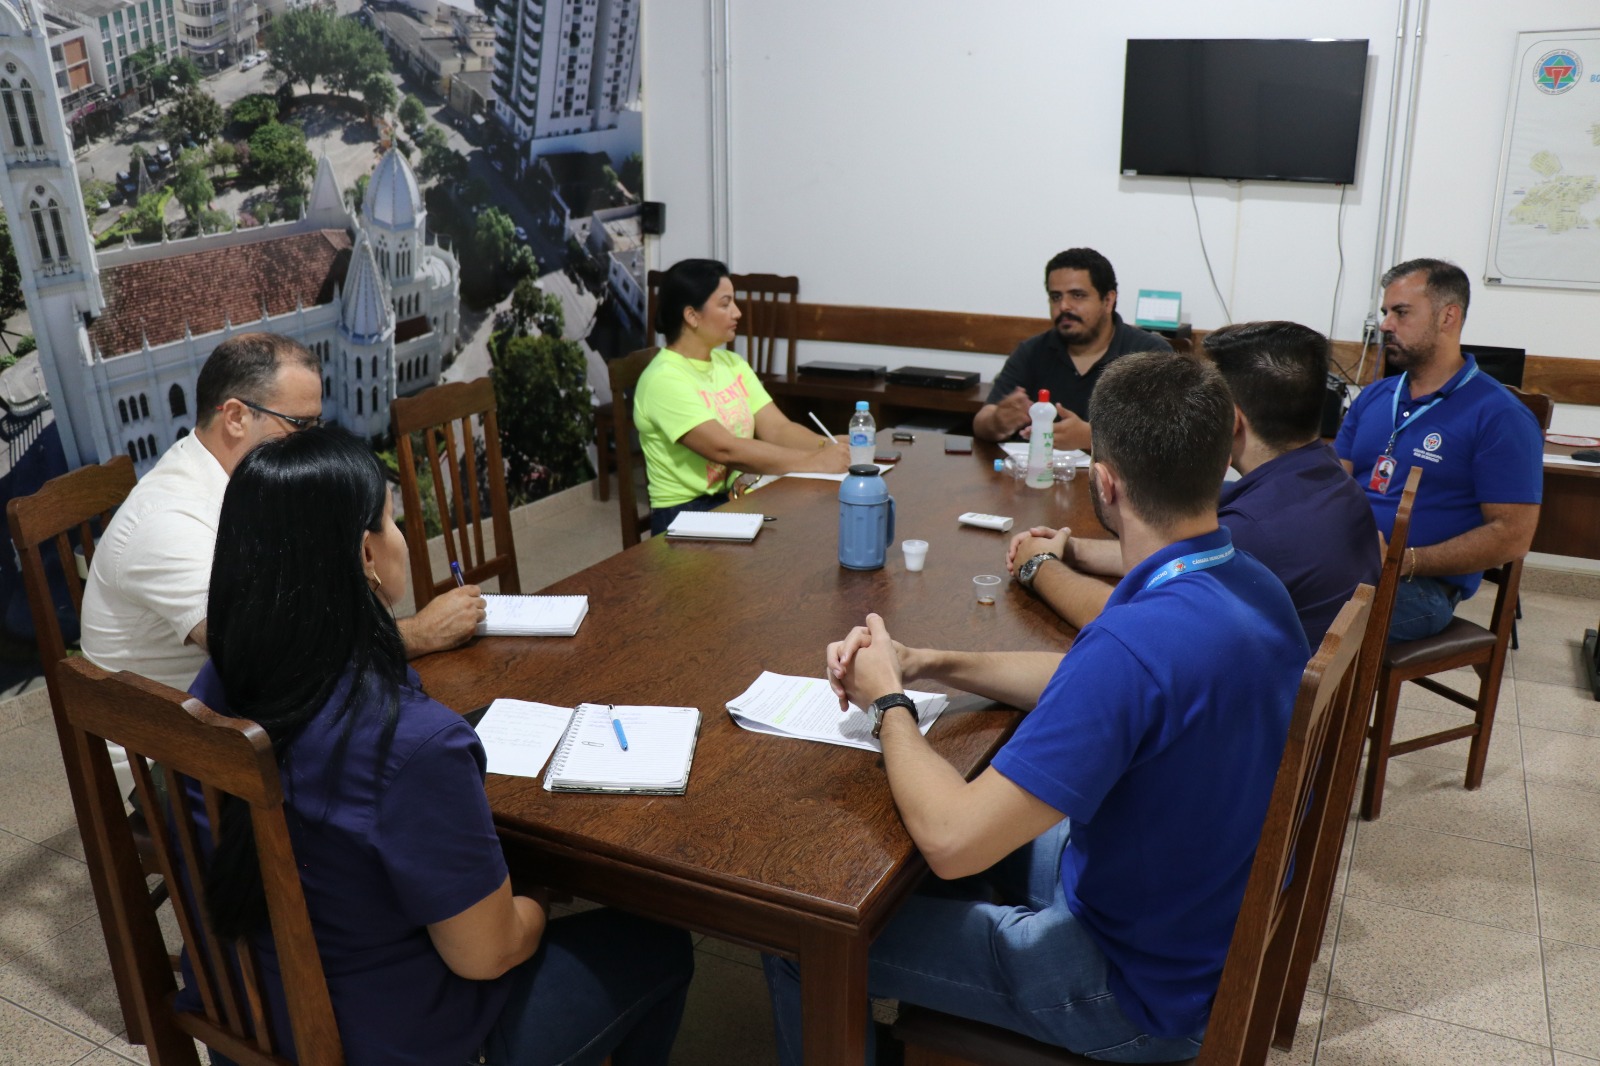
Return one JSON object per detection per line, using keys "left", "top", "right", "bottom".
{"left": 491, "top": 0, "right": 638, "bottom": 146}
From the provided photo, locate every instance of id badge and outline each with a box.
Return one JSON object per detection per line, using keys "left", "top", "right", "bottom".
{"left": 1368, "top": 455, "right": 1397, "bottom": 494}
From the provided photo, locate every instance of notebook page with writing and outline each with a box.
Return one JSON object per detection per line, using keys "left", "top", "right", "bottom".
{"left": 543, "top": 705, "right": 701, "bottom": 794}
{"left": 476, "top": 595, "right": 589, "bottom": 637}
{"left": 664, "top": 512, "right": 764, "bottom": 541}
{"left": 474, "top": 700, "right": 574, "bottom": 777}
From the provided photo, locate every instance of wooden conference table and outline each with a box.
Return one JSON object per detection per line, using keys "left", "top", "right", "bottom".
{"left": 413, "top": 436, "right": 1100, "bottom": 1064}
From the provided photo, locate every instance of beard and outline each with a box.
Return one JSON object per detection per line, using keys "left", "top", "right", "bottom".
{"left": 1054, "top": 312, "right": 1096, "bottom": 344}
{"left": 1383, "top": 328, "right": 1437, "bottom": 372}
{"left": 1090, "top": 471, "right": 1119, "bottom": 540}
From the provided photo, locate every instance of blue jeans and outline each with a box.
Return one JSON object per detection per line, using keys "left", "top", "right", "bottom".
{"left": 761, "top": 823, "right": 1204, "bottom": 1065}
{"left": 1388, "top": 576, "right": 1464, "bottom": 642}
{"left": 208, "top": 909, "right": 693, "bottom": 1066}
{"left": 648, "top": 491, "right": 729, "bottom": 536}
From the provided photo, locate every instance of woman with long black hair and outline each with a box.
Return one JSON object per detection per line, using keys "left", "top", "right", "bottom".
{"left": 184, "top": 426, "right": 692, "bottom": 1066}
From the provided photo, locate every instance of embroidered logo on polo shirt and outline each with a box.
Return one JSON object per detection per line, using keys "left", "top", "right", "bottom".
{"left": 1423, "top": 432, "right": 1442, "bottom": 452}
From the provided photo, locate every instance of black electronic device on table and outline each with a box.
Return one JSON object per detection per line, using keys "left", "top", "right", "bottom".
{"left": 1382, "top": 345, "right": 1526, "bottom": 389}
{"left": 797, "top": 361, "right": 887, "bottom": 380}
{"left": 886, "top": 366, "right": 981, "bottom": 390}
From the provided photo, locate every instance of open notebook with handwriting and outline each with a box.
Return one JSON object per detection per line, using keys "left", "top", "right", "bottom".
{"left": 541, "top": 704, "right": 701, "bottom": 794}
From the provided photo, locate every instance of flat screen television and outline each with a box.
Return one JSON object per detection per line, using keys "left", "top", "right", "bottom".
{"left": 1120, "top": 39, "right": 1369, "bottom": 184}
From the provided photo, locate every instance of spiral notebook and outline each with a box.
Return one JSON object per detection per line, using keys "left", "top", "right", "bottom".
{"left": 542, "top": 704, "right": 702, "bottom": 794}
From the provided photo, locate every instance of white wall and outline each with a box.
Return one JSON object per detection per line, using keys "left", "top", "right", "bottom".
{"left": 643, "top": 1, "right": 1600, "bottom": 373}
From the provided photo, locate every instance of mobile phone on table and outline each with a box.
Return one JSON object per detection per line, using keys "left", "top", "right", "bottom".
{"left": 943, "top": 434, "right": 973, "bottom": 454}
{"left": 892, "top": 431, "right": 916, "bottom": 443}
{"left": 875, "top": 449, "right": 902, "bottom": 463}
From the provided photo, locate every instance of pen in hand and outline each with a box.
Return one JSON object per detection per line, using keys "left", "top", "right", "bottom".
{"left": 606, "top": 704, "right": 629, "bottom": 751}
{"left": 450, "top": 560, "right": 466, "bottom": 588}
{"left": 807, "top": 411, "right": 837, "bottom": 442}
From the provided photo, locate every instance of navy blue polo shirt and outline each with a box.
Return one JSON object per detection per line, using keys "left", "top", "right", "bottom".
{"left": 991, "top": 528, "right": 1306, "bottom": 1038}
{"left": 1220, "top": 441, "right": 1381, "bottom": 650}
{"left": 1335, "top": 355, "right": 1543, "bottom": 598}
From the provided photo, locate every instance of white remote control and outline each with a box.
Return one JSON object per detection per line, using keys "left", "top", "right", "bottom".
{"left": 958, "top": 512, "right": 1014, "bottom": 533}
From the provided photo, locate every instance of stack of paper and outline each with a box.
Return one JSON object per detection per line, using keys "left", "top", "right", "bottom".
{"left": 474, "top": 699, "right": 574, "bottom": 777}
{"left": 665, "top": 512, "right": 765, "bottom": 541}
{"left": 725, "top": 671, "right": 949, "bottom": 752}
{"left": 476, "top": 595, "right": 589, "bottom": 637}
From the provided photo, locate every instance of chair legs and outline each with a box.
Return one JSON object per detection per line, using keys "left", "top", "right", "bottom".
{"left": 1462, "top": 663, "right": 1503, "bottom": 791}
{"left": 1361, "top": 674, "right": 1403, "bottom": 821}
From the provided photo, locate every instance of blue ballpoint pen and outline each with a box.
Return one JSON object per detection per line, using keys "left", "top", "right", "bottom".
{"left": 450, "top": 560, "right": 465, "bottom": 588}
{"left": 606, "top": 704, "right": 629, "bottom": 751}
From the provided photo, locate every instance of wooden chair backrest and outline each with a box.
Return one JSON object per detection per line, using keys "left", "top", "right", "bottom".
{"left": 1508, "top": 385, "right": 1554, "bottom": 432}
{"left": 1197, "top": 585, "right": 1373, "bottom": 1064}
{"left": 1366, "top": 466, "right": 1423, "bottom": 655}
{"left": 645, "top": 270, "right": 802, "bottom": 376}
{"left": 59, "top": 658, "right": 343, "bottom": 1066}
{"left": 608, "top": 347, "right": 660, "bottom": 549}
{"left": 390, "top": 377, "right": 519, "bottom": 609}
{"left": 5, "top": 455, "right": 136, "bottom": 701}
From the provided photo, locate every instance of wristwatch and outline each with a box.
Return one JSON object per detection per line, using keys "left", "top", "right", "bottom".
{"left": 1016, "top": 552, "right": 1060, "bottom": 591}
{"left": 869, "top": 693, "right": 920, "bottom": 738}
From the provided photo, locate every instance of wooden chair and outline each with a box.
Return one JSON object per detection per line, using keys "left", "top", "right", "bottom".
{"left": 5, "top": 455, "right": 158, "bottom": 1039}
{"left": 894, "top": 587, "right": 1375, "bottom": 1066}
{"left": 57, "top": 657, "right": 343, "bottom": 1065}
{"left": 606, "top": 347, "right": 660, "bottom": 548}
{"left": 1360, "top": 551, "right": 1524, "bottom": 820}
{"left": 390, "top": 377, "right": 519, "bottom": 610}
{"left": 1505, "top": 386, "right": 1550, "bottom": 651}
{"left": 1266, "top": 466, "right": 1420, "bottom": 1047}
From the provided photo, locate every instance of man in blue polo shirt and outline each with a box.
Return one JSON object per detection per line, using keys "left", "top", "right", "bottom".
{"left": 1006, "top": 321, "right": 1379, "bottom": 650}
{"left": 762, "top": 352, "right": 1308, "bottom": 1064}
{"left": 1336, "top": 259, "right": 1543, "bottom": 641}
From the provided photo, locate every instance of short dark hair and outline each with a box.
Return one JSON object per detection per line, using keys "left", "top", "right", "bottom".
{"left": 655, "top": 258, "right": 729, "bottom": 343}
{"left": 195, "top": 333, "right": 319, "bottom": 428}
{"left": 1088, "top": 351, "right": 1234, "bottom": 527}
{"left": 1380, "top": 258, "right": 1471, "bottom": 322}
{"left": 204, "top": 425, "right": 407, "bottom": 938}
{"left": 1044, "top": 248, "right": 1117, "bottom": 299}
{"left": 1203, "top": 321, "right": 1330, "bottom": 450}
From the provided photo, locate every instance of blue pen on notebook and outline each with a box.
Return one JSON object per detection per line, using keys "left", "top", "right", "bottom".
{"left": 450, "top": 560, "right": 465, "bottom": 588}
{"left": 606, "top": 704, "right": 629, "bottom": 751}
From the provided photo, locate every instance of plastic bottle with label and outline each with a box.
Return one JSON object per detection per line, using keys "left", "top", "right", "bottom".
{"left": 848, "top": 401, "right": 876, "bottom": 467}
{"left": 1025, "top": 389, "right": 1055, "bottom": 489}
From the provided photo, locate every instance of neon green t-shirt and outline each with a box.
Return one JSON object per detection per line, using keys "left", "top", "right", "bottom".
{"left": 633, "top": 347, "right": 774, "bottom": 508}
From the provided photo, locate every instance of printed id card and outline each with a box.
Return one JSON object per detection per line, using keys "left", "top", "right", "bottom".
{"left": 1368, "top": 455, "right": 1397, "bottom": 494}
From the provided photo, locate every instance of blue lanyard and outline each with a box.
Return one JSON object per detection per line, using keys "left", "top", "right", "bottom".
{"left": 1384, "top": 364, "right": 1479, "bottom": 457}
{"left": 1144, "top": 543, "right": 1235, "bottom": 590}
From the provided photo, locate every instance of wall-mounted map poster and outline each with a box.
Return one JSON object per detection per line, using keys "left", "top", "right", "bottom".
{"left": 1486, "top": 29, "right": 1600, "bottom": 290}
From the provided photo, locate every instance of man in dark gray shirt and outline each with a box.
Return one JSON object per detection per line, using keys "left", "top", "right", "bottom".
{"left": 974, "top": 248, "right": 1172, "bottom": 450}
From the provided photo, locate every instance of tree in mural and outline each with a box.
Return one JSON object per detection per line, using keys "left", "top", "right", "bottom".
{"left": 491, "top": 331, "right": 594, "bottom": 502}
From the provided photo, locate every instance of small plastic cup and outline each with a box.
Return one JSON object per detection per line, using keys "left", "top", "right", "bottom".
{"left": 974, "top": 574, "right": 1002, "bottom": 604}
{"left": 901, "top": 539, "right": 929, "bottom": 572}
{"left": 1051, "top": 454, "right": 1077, "bottom": 483}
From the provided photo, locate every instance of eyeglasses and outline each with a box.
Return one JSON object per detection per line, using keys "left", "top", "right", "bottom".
{"left": 222, "top": 398, "right": 324, "bottom": 431}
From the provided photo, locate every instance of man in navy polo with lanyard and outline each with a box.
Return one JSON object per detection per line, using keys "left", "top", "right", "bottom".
{"left": 1336, "top": 259, "right": 1543, "bottom": 640}
{"left": 763, "top": 351, "right": 1308, "bottom": 1064}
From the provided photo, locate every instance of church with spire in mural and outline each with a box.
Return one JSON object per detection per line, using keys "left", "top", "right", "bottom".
{"left": 0, "top": 0, "right": 460, "bottom": 473}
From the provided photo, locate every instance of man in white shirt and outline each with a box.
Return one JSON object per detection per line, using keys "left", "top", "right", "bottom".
{"left": 82, "top": 333, "right": 484, "bottom": 786}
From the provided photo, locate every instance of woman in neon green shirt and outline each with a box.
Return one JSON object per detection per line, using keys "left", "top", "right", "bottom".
{"left": 634, "top": 259, "right": 851, "bottom": 534}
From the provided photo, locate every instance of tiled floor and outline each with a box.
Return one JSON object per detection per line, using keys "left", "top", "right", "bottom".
{"left": 2, "top": 484, "right": 1598, "bottom": 1064}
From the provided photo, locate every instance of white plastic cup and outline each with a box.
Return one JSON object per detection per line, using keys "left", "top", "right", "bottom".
{"left": 974, "top": 574, "right": 1002, "bottom": 604}
{"left": 901, "top": 539, "right": 928, "bottom": 572}
{"left": 1051, "top": 455, "right": 1077, "bottom": 483}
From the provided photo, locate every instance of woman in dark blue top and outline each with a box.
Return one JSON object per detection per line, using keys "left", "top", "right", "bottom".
{"left": 189, "top": 426, "right": 692, "bottom": 1066}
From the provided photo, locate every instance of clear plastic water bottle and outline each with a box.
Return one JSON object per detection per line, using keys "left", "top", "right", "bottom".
{"left": 848, "top": 401, "right": 876, "bottom": 467}
{"left": 1025, "top": 389, "right": 1055, "bottom": 489}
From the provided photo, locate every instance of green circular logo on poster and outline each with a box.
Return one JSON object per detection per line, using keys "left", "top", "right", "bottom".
{"left": 1533, "top": 49, "right": 1582, "bottom": 94}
